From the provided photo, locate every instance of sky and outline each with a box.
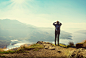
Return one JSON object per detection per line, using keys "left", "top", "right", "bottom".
{"left": 0, "top": 0, "right": 86, "bottom": 32}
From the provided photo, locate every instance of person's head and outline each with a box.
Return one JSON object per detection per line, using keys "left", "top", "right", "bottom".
{"left": 56, "top": 21, "right": 59, "bottom": 24}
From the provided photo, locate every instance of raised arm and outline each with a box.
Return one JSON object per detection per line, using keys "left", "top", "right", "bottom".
{"left": 59, "top": 23, "right": 62, "bottom": 26}
{"left": 53, "top": 22, "right": 56, "bottom": 26}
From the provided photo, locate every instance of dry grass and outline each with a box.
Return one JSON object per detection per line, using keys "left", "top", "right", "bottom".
{"left": 0, "top": 44, "right": 44, "bottom": 54}
{"left": 29, "top": 44, "right": 44, "bottom": 49}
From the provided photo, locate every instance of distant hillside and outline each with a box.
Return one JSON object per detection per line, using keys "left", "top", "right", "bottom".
{"left": 0, "top": 19, "right": 72, "bottom": 48}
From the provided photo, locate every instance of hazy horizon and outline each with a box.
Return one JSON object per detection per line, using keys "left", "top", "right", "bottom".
{"left": 0, "top": 19, "right": 85, "bottom": 33}
{"left": 0, "top": 0, "right": 86, "bottom": 33}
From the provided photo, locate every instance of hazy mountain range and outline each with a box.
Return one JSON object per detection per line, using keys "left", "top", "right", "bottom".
{"left": 0, "top": 19, "right": 72, "bottom": 48}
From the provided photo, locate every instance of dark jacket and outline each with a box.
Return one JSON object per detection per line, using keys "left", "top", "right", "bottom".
{"left": 53, "top": 22, "right": 62, "bottom": 31}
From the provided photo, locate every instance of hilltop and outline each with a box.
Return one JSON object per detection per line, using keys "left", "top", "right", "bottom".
{"left": 0, "top": 41, "right": 83, "bottom": 58}
{"left": 0, "top": 41, "right": 86, "bottom": 58}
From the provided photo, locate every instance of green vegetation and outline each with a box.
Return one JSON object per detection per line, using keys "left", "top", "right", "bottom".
{"left": 52, "top": 44, "right": 56, "bottom": 46}
{"left": 0, "top": 44, "right": 44, "bottom": 54}
{"left": 28, "top": 44, "right": 44, "bottom": 49}
{"left": 52, "top": 43, "right": 67, "bottom": 48}
{"left": 59, "top": 44, "right": 67, "bottom": 48}
{"left": 53, "top": 42, "right": 76, "bottom": 48}
{"left": 67, "top": 45, "right": 73, "bottom": 48}
{"left": 54, "top": 44, "right": 67, "bottom": 48}
{"left": 0, "top": 50, "right": 15, "bottom": 54}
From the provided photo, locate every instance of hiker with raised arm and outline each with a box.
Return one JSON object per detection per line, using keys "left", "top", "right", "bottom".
{"left": 53, "top": 21, "right": 62, "bottom": 46}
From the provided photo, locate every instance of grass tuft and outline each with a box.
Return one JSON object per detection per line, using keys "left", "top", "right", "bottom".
{"left": 59, "top": 44, "right": 67, "bottom": 48}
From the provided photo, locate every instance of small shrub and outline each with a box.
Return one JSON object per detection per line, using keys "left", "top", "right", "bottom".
{"left": 68, "top": 42, "right": 74, "bottom": 46}
{"left": 66, "top": 42, "right": 75, "bottom": 48}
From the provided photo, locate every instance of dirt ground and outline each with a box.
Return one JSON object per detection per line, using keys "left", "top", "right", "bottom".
{"left": 0, "top": 46, "right": 77, "bottom": 58}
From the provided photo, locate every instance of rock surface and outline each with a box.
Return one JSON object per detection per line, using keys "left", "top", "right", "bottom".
{"left": 1, "top": 41, "right": 83, "bottom": 58}
{"left": 83, "top": 43, "right": 86, "bottom": 47}
{"left": 37, "top": 41, "right": 55, "bottom": 50}
{"left": 76, "top": 43, "right": 86, "bottom": 48}
{"left": 76, "top": 43, "right": 83, "bottom": 48}
{"left": 37, "top": 41, "right": 86, "bottom": 58}
{"left": 69, "top": 48, "right": 86, "bottom": 58}
{"left": 48, "top": 46, "right": 55, "bottom": 50}
{"left": 76, "top": 40, "right": 86, "bottom": 48}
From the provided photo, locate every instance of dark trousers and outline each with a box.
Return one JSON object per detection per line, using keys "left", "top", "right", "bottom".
{"left": 55, "top": 30, "right": 60, "bottom": 46}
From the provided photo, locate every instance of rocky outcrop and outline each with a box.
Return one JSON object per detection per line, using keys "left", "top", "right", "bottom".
{"left": 37, "top": 41, "right": 52, "bottom": 44}
{"left": 76, "top": 43, "right": 86, "bottom": 48}
{"left": 76, "top": 40, "right": 86, "bottom": 48}
{"left": 69, "top": 48, "right": 86, "bottom": 58}
{"left": 76, "top": 43, "right": 83, "bottom": 48}
{"left": 37, "top": 41, "right": 55, "bottom": 50}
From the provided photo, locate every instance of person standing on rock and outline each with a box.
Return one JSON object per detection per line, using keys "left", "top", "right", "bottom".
{"left": 53, "top": 21, "right": 62, "bottom": 46}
